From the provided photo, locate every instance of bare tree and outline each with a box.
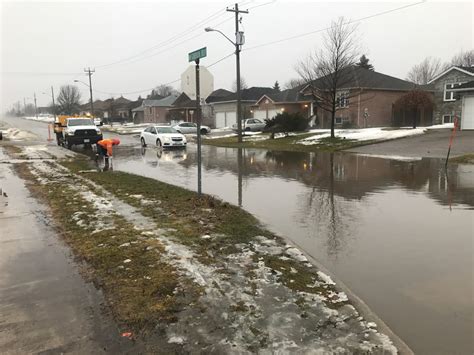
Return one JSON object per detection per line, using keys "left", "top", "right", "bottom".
{"left": 297, "top": 17, "right": 360, "bottom": 138}
{"left": 449, "top": 49, "right": 474, "bottom": 67}
{"left": 232, "top": 77, "right": 248, "bottom": 92}
{"left": 148, "top": 84, "right": 178, "bottom": 99}
{"left": 56, "top": 85, "right": 82, "bottom": 114}
{"left": 406, "top": 57, "right": 444, "bottom": 84}
{"left": 284, "top": 78, "right": 304, "bottom": 90}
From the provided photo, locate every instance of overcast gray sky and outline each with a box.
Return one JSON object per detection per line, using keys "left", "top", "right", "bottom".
{"left": 1, "top": 0, "right": 472, "bottom": 110}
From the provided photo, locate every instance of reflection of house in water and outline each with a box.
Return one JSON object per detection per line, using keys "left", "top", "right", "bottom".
{"left": 193, "top": 146, "right": 474, "bottom": 208}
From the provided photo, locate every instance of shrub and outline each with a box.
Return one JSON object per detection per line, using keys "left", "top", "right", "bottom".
{"left": 264, "top": 112, "right": 310, "bottom": 138}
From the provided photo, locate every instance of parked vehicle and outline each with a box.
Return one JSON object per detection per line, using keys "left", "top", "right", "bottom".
{"left": 54, "top": 116, "right": 103, "bottom": 149}
{"left": 173, "top": 122, "right": 211, "bottom": 134}
{"left": 140, "top": 125, "right": 187, "bottom": 148}
{"left": 232, "top": 118, "right": 266, "bottom": 132}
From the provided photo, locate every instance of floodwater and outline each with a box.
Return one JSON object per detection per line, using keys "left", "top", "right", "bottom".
{"left": 112, "top": 144, "right": 473, "bottom": 355}
{"left": 1, "top": 117, "right": 473, "bottom": 353}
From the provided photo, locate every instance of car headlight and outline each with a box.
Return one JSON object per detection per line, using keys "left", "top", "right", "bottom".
{"left": 163, "top": 136, "right": 171, "bottom": 142}
{"left": 66, "top": 130, "right": 74, "bottom": 136}
{"left": 96, "top": 129, "right": 101, "bottom": 134}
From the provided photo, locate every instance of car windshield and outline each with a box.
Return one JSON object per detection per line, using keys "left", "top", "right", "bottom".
{"left": 68, "top": 119, "right": 94, "bottom": 126}
{"left": 157, "top": 127, "right": 178, "bottom": 134}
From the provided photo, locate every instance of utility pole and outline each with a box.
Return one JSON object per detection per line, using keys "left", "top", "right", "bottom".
{"left": 33, "top": 92, "right": 38, "bottom": 119}
{"left": 195, "top": 58, "right": 202, "bottom": 196}
{"left": 23, "top": 98, "right": 26, "bottom": 116}
{"left": 84, "top": 67, "right": 95, "bottom": 115}
{"left": 227, "top": 3, "right": 248, "bottom": 144}
{"left": 51, "top": 86, "right": 56, "bottom": 118}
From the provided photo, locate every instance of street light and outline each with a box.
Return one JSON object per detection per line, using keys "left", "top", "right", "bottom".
{"left": 42, "top": 86, "right": 57, "bottom": 119}
{"left": 205, "top": 23, "right": 246, "bottom": 143}
{"left": 74, "top": 79, "right": 94, "bottom": 115}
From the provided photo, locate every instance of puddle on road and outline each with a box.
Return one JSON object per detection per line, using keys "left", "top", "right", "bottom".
{"left": 110, "top": 144, "right": 473, "bottom": 355}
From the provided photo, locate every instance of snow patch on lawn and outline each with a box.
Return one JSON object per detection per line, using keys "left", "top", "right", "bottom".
{"left": 2, "top": 128, "right": 37, "bottom": 141}
{"left": 299, "top": 127, "right": 426, "bottom": 145}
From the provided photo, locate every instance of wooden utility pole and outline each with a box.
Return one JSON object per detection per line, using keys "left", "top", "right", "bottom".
{"left": 227, "top": 3, "right": 248, "bottom": 143}
{"left": 84, "top": 67, "right": 95, "bottom": 115}
{"left": 33, "top": 92, "right": 38, "bottom": 118}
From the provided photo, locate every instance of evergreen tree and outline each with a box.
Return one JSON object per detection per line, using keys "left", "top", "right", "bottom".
{"left": 273, "top": 81, "right": 281, "bottom": 91}
{"left": 356, "top": 55, "right": 374, "bottom": 71}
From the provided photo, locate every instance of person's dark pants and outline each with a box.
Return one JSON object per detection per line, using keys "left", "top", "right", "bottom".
{"left": 97, "top": 144, "right": 108, "bottom": 157}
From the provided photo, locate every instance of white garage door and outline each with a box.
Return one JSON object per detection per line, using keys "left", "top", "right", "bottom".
{"left": 462, "top": 96, "right": 474, "bottom": 130}
{"left": 215, "top": 112, "right": 237, "bottom": 128}
{"left": 253, "top": 109, "right": 280, "bottom": 120}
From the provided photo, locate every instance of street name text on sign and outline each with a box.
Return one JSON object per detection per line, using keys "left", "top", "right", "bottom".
{"left": 188, "top": 47, "right": 207, "bottom": 62}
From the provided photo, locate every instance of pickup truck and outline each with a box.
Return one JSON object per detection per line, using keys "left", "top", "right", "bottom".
{"left": 56, "top": 116, "right": 103, "bottom": 148}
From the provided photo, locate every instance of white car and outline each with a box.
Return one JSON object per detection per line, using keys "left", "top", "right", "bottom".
{"left": 232, "top": 118, "right": 266, "bottom": 132}
{"left": 140, "top": 125, "right": 187, "bottom": 148}
{"left": 173, "top": 122, "right": 211, "bottom": 135}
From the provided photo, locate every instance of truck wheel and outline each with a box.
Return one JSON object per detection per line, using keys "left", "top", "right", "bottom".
{"left": 67, "top": 141, "right": 73, "bottom": 149}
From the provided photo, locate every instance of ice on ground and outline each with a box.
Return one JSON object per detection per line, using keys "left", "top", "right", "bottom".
{"left": 168, "top": 336, "right": 185, "bottom": 344}
{"left": 317, "top": 271, "right": 336, "bottom": 285}
{"left": 298, "top": 127, "right": 426, "bottom": 145}
{"left": 23, "top": 115, "right": 55, "bottom": 123}
{"left": 2, "top": 128, "right": 37, "bottom": 141}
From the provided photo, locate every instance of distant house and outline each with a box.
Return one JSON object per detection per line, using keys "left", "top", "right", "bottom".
{"left": 251, "top": 88, "right": 313, "bottom": 122}
{"left": 132, "top": 94, "right": 180, "bottom": 124}
{"left": 452, "top": 80, "right": 474, "bottom": 130}
{"left": 207, "top": 87, "right": 277, "bottom": 128}
{"left": 167, "top": 93, "right": 198, "bottom": 123}
{"left": 301, "top": 66, "right": 432, "bottom": 128}
{"left": 427, "top": 66, "right": 474, "bottom": 126}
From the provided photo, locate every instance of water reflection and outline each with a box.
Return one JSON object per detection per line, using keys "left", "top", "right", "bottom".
{"left": 112, "top": 144, "right": 473, "bottom": 354}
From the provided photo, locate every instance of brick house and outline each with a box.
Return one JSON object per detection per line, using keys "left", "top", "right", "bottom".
{"left": 301, "top": 66, "right": 432, "bottom": 128}
{"left": 251, "top": 88, "right": 313, "bottom": 122}
{"left": 131, "top": 94, "right": 179, "bottom": 124}
{"left": 427, "top": 66, "right": 474, "bottom": 125}
{"left": 207, "top": 87, "right": 277, "bottom": 128}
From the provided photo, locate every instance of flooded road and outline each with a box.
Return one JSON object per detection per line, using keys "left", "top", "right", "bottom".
{"left": 2, "top": 117, "right": 473, "bottom": 354}
{"left": 112, "top": 144, "right": 473, "bottom": 355}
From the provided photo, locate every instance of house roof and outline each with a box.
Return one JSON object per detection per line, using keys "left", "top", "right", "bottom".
{"left": 205, "top": 89, "right": 233, "bottom": 103}
{"left": 143, "top": 93, "right": 179, "bottom": 107}
{"left": 171, "top": 92, "right": 197, "bottom": 108}
{"left": 209, "top": 87, "right": 278, "bottom": 104}
{"left": 305, "top": 66, "right": 417, "bottom": 92}
{"left": 427, "top": 66, "right": 474, "bottom": 84}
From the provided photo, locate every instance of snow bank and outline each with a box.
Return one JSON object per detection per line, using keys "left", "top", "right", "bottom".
{"left": 23, "top": 115, "right": 55, "bottom": 123}
{"left": 298, "top": 127, "right": 426, "bottom": 145}
{"left": 425, "top": 122, "right": 454, "bottom": 130}
{"left": 2, "top": 128, "right": 37, "bottom": 141}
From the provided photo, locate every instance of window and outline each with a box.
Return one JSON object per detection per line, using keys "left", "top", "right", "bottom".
{"left": 335, "top": 117, "right": 343, "bottom": 124}
{"left": 443, "top": 114, "right": 453, "bottom": 123}
{"left": 444, "top": 83, "right": 464, "bottom": 101}
{"left": 336, "top": 91, "right": 349, "bottom": 108}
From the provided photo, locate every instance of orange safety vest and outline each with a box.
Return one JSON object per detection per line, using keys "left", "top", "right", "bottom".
{"left": 97, "top": 139, "right": 118, "bottom": 156}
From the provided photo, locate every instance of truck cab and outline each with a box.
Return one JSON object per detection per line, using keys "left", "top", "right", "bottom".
{"left": 55, "top": 116, "right": 103, "bottom": 148}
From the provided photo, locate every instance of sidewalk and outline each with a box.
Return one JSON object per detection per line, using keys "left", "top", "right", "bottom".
{"left": 0, "top": 149, "right": 132, "bottom": 354}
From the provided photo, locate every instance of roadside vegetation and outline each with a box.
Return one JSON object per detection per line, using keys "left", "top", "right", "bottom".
{"left": 450, "top": 153, "right": 474, "bottom": 164}
{"left": 203, "top": 133, "right": 373, "bottom": 153}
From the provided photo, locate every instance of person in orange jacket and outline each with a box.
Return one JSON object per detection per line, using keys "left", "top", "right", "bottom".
{"left": 96, "top": 138, "right": 120, "bottom": 161}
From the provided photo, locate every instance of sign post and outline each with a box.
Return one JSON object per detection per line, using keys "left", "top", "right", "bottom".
{"left": 188, "top": 47, "right": 207, "bottom": 196}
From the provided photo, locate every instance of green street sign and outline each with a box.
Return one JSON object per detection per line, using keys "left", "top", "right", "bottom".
{"left": 188, "top": 47, "right": 207, "bottom": 62}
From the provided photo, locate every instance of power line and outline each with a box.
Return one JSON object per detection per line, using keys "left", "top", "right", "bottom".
{"left": 244, "top": 0, "right": 426, "bottom": 52}
{"left": 89, "top": 52, "right": 235, "bottom": 97}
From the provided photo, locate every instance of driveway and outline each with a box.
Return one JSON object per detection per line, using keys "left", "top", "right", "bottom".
{"left": 347, "top": 129, "right": 474, "bottom": 158}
